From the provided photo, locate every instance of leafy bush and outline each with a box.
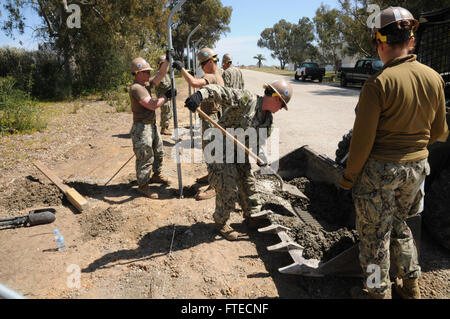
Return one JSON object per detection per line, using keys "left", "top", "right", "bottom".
{"left": 0, "top": 77, "right": 46, "bottom": 135}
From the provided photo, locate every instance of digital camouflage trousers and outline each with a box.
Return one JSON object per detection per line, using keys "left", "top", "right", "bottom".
{"left": 160, "top": 101, "right": 173, "bottom": 129}
{"left": 131, "top": 122, "right": 164, "bottom": 187}
{"left": 207, "top": 162, "right": 261, "bottom": 226}
{"left": 352, "top": 158, "right": 429, "bottom": 295}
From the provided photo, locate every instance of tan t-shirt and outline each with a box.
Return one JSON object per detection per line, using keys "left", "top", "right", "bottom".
{"left": 201, "top": 71, "right": 224, "bottom": 114}
{"left": 129, "top": 81, "right": 156, "bottom": 124}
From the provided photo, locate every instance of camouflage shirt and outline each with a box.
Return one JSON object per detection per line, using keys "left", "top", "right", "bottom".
{"left": 154, "top": 73, "right": 171, "bottom": 98}
{"left": 222, "top": 65, "right": 245, "bottom": 89}
{"left": 198, "top": 84, "right": 273, "bottom": 135}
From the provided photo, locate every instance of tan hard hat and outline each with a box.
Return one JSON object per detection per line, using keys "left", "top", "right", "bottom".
{"left": 223, "top": 54, "right": 233, "bottom": 63}
{"left": 131, "top": 57, "right": 153, "bottom": 74}
{"left": 373, "top": 7, "right": 419, "bottom": 39}
{"left": 264, "top": 79, "right": 293, "bottom": 110}
{"left": 198, "top": 48, "right": 218, "bottom": 64}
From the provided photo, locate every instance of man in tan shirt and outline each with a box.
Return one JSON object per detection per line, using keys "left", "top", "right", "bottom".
{"left": 129, "top": 53, "right": 176, "bottom": 199}
{"left": 340, "top": 7, "right": 448, "bottom": 299}
{"left": 173, "top": 48, "right": 225, "bottom": 200}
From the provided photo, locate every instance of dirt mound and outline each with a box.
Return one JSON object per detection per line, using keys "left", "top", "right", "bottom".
{"left": 269, "top": 214, "right": 359, "bottom": 262}
{"left": 0, "top": 176, "right": 63, "bottom": 216}
{"left": 79, "top": 206, "right": 124, "bottom": 240}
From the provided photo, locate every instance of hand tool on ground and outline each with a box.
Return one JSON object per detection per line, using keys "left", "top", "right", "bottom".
{"left": 167, "top": 0, "right": 187, "bottom": 199}
{"left": 0, "top": 208, "right": 56, "bottom": 228}
{"left": 33, "top": 161, "right": 89, "bottom": 213}
{"left": 195, "top": 108, "right": 307, "bottom": 199}
{"left": 104, "top": 153, "right": 135, "bottom": 186}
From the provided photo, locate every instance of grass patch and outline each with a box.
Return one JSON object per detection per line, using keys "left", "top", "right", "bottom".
{"left": 246, "top": 66, "right": 295, "bottom": 77}
{"left": 0, "top": 77, "right": 47, "bottom": 135}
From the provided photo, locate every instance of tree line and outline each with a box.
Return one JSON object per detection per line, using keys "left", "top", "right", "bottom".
{"left": 0, "top": 0, "right": 232, "bottom": 100}
{"left": 257, "top": 0, "right": 450, "bottom": 70}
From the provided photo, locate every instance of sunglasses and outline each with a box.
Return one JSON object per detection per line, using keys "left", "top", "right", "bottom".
{"left": 265, "top": 88, "right": 287, "bottom": 108}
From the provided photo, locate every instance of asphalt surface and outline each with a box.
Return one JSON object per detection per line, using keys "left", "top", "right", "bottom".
{"left": 240, "top": 69, "right": 360, "bottom": 161}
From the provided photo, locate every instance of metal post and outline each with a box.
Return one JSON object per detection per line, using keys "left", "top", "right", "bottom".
{"left": 193, "top": 38, "right": 203, "bottom": 124}
{"left": 186, "top": 24, "right": 201, "bottom": 148}
{"left": 168, "top": 0, "right": 187, "bottom": 199}
{"left": 0, "top": 283, "right": 26, "bottom": 299}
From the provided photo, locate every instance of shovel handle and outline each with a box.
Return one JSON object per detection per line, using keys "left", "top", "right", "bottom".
{"left": 196, "top": 108, "right": 266, "bottom": 166}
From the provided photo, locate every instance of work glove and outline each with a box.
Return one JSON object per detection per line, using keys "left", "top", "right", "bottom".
{"left": 166, "top": 49, "right": 175, "bottom": 60}
{"left": 172, "top": 61, "right": 184, "bottom": 71}
{"left": 338, "top": 187, "right": 353, "bottom": 202}
{"left": 164, "top": 88, "right": 177, "bottom": 100}
{"left": 185, "top": 91, "right": 203, "bottom": 113}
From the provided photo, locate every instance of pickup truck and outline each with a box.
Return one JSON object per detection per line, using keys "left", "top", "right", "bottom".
{"left": 294, "top": 62, "right": 326, "bottom": 82}
{"left": 338, "top": 58, "right": 384, "bottom": 87}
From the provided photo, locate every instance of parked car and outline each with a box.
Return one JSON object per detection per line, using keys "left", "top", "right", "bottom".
{"left": 338, "top": 58, "right": 383, "bottom": 87}
{"left": 294, "top": 62, "right": 326, "bottom": 82}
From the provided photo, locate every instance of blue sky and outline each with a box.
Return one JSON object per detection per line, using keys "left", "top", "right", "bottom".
{"left": 0, "top": 0, "right": 341, "bottom": 65}
{"left": 214, "top": 0, "right": 341, "bottom": 66}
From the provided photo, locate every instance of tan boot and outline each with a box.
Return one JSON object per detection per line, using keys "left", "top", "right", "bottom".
{"left": 137, "top": 185, "right": 159, "bottom": 199}
{"left": 216, "top": 224, "right": 239, "bottom": 241}
{"left": 196, "top": 174, "right": 209, "bottom": 184}
{"left": 244, "top": 216, "right": 266, "bottom": 230}
{"left": 161, "top": 127, "right": 172, "bottom": 136}
{"left": 195, "top": 186, "right": 215, "bottom": 200}
{"left": 394, "top": 278, "right": 421, "bottom": 299}
{"left": 150, "top": 173, "right": 171, "bottom": 185}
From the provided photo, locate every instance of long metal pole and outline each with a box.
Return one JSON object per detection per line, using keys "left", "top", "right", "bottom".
{"left": 186, "top": 24, "right": 201, "bottom": 148}
{"left": 193, "top": 38, "right": 203, "bottom": 125}
{"left": 168, "top": 0, "right": 186, "bottom": 199}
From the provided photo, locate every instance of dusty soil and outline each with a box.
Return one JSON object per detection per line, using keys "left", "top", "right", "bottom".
{"left": 0, "top": 82, "right": 448, "bottom": 299}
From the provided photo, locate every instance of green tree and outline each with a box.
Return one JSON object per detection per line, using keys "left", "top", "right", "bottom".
{"left": 257, "top": 19, "right": 293, "bottom": 69}
{"left": 171, "top": 0, "right": 232, "bottom": 61}
{"left": 314, "top": 5, "right": 344, "bottom": 71}
{"left": 337, "top": 0, "right": 450, "bottom": 58}
{"left": 288, "top": 17, "right": 318, "bottom": 68}
{"left": 253, "top": 54, "right": 266, "bottom": 68}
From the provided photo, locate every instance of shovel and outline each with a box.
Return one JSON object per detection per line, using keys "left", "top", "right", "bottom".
{"left": 196, "top": 108, "right": 308, "bottom": 199}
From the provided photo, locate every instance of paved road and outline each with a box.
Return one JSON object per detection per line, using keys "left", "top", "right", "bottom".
{"left": 240, "top": 69, "right": 361, "bottom": 160}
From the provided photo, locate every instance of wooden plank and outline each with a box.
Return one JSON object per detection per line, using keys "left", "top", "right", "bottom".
{"left": 33, "top": 161, "right": 88, "bottom": 212}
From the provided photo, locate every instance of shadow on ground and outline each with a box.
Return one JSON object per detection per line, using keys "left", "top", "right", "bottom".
{"left": 82, "top": 222, "right": 248, "bottom": 273}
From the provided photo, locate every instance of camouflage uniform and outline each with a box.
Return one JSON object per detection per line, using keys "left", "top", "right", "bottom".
{"left": 131, "top": 122, "right": 164, "bottom": 186}
{"left": 222, "top": 65, "right": 245, "bottom": 89}
{"left": 154, "top": 74, "right": 173, "bottom": 130}
{"left": 197, "top": 84, "right": 274, "bottom": 226}
{"left": 129, "top": 82, "right": 164, "bottom": 187}
{"left": 352, "top": 158, "right": 429, "bottom": 295}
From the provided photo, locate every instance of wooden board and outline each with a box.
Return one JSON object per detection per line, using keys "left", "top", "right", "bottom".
{"left": 33, "top": 161, "right": 89, "bottom": 212}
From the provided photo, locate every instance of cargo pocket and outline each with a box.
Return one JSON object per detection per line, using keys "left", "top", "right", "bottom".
{"left": 409, "top": 186, "right": 425, "bottom": 217}
{"left": 352, "top": 189, "right": 382, "bottom": 225}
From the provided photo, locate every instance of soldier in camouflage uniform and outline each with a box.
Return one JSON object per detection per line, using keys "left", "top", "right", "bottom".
{"left": 184, "top": 79, "right": 293, "bottom": 240}
{"left": 173, "top": 48, "right": 225, "bottom": 200}
{"left": 153, "top": 56, "right": 173, "bottom": 136}
{"left": 222, "top": 54, "right": 245, "bottom": 89}
{"left": 129, "top": 52, "right": 176, "bottom": 199}
{"left": 340, "top": 7, "right": 448, "bottom": 299}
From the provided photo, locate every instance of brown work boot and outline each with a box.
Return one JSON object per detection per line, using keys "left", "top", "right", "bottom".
{"left": 137, "top": 185, "right": 159, "bottom": 199}
{"left": 150, "top": 173, "right": 171, "bottom": 185}
{"left": 161, "top": 127, "right": 172, "bottom": 136}
{"left": 394, "top": 278, "right": 421, "bottom": 299}
{"left": 195, "top": 185, "right": 215, "bottom": 200}
{"left": 350, "top": 286, "right": 391, "bottom": 299}
{"left": 196, "top": 174, "right": 209, "bottom": 184}
{"left": 244, "top": 216, "right": 266, "bottom": 230}
{"left": 216, "top": 224, "right": 239, "bottom": 241}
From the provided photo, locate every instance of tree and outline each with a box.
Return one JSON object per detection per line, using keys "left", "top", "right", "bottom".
{"left": 314, "top": 5, "right": 344, "bottom": 71}
{"left": 171, "top": 0, "right": 232, "bottom": 61}
{"left": 253, "top": 54, "right": 266, "bottom": 68}
{"left": 289, "top": 17, "right": 318, "bottom": 68}
{"left": 257, "top": 19, "right": 294, "bottom": 70}
{"left": 337, "top": 0, "right": 450, "bottom": 58}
